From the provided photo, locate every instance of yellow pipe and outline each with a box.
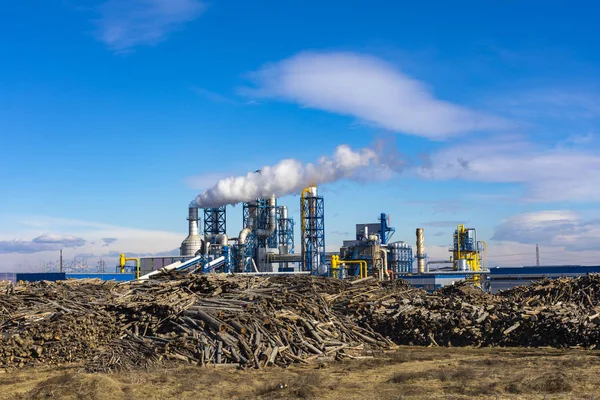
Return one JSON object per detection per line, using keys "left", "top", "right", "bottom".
{"left": 119, "top": 253, "right": 140, "bottom": 279}
{"left": 456, "top": 224, "right": 465, "bottom": 266}
{"left": 300, "top": 187, "right": 312, "bottom": 240}
{"left": 332, "top": 257, "right": 368, "bottom": 279}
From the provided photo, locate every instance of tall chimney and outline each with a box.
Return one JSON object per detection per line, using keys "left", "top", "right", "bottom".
{"left": 180, "top": 207, "right": 202, "bottom": 256}
{"left": 416, "top": 228, "right": 425, "bottom": 273}
{"left": 189, "top": 207, "right": 199, "bottom": 237}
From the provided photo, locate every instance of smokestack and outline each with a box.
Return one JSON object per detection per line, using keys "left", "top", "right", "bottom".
{"left": 189, "top": 207, "right": 199, "bottom": 236}
{"left": 180, "top": 207, "right": 202, "bottom": 257}
{"left": 416, "top": 228, "right": 425, "bottom": 273}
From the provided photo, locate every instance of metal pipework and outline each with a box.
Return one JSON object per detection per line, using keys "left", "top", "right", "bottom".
{"left": 119, "top": 253, "right": 140, "bottom": 279}
{"left": 205, "top": 234, "right": 229, "bottom": 246}
{"left": 331, "top": 255, "right": 368, "bottom": 279}
{"left": 189, "top": 207, "right": 199, "bottom": 236}
{"left": 300, "top": 187, "right": 312, "bottom": 244}
{"left": 416, "top": 228, "right": 425, "bottom": 273}
{"left": 256, "top": 195, "right": 277, "bottom": 237}
{"left": 380, "top": 248, "right": 389, "bottom": 279}
{"left": 238, "top": 201, "right": 257, "bottom": 245}
{"left": 181, "top": 207, "right": 202, "bottom": 257}
{"left": 280, "top": 205, "right": 288, "bottom": 232}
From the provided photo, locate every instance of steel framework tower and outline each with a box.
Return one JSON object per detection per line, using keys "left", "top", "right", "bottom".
{"left": 278, "top": 214, "right": 295, "bottom": 252}
{"left": 379, "top": 213, "right": 395, "bottom": 244}
{"left": 203, "top": 206, "right": 226, "bottom": 235}
{"left": 301, "top": 186, "right": 325, "bottom": 274}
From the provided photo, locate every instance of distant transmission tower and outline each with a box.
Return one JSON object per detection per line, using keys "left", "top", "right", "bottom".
{"left": 536, "top": 244, "right": 540, "bottom": 266}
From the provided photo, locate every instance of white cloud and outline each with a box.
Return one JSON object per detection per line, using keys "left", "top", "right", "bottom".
{"left": 417, "top": 136, "right": 600, "bottom": 202}
{"left": 242, "top": 52, "right": 510, "bottom": 139}
{"left": 0, "top": 216, "right": 183, "bottom": 271}
{"left": 492, "top": 210, "right": 600, "bottom": 252}
{"left": 94, "top": 0, "right": 205, "bottom": 52}
{"left": 0, "top": 234, "right": 86, "bottom": 254}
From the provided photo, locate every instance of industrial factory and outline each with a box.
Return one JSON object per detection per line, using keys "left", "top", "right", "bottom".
{"left": 15, "top": 180, "right": 600, "bottom": 291}
{"left": 121, "top": 184, "right": 493, "bottom": 288}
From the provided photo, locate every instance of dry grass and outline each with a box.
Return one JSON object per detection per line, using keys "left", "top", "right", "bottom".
{"left": 256, "top": 373, "right": 322, "bottom": 399}
{"left": 25, "top": 372, "right": 125, "bottom": 400}
{"left": 1, "top": 347, "right": 599, "bottom": 400}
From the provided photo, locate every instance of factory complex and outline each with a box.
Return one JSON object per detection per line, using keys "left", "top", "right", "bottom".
{"left": 12, "top": 185, "right": 600, "bottom": 292}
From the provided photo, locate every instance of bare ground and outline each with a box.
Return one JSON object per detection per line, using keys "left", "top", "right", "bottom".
{"left": 2, "top": 346, "right": 600, "bottom": 400}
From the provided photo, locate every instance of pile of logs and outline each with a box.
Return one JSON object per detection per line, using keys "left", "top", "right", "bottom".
{"left": 0, "top": 274, "right": 391, "bottom": 371}
{"left": 356, "top": 277, "right": 600, "bottom": 348}
{"left": 1, "top": 274, "right": 599, "bottom": 372}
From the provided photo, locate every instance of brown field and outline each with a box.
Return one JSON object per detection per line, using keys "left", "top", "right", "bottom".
{"left": 1, "top": 346, "right": 600, "bottom": 400}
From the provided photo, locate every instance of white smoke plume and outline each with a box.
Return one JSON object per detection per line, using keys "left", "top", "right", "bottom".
{"left": 191, "top": 145, "right": 383, "bottom": 208}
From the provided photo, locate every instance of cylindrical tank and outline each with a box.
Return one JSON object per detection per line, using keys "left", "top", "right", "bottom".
{"left": 457, "top": 259, "right": 469, "bottom": 271}
{"left": 416, "top": 228, "right": 425, "bottom": 273}
{"left": 180, "top": 207, "right": 202, "bottom": 256}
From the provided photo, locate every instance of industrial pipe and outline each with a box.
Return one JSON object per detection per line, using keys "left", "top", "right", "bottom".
{"left": 189, "top": 207, "right": 199, "bottom": 236}
{"left": 256, "top": 195, "right": 277, "bottom": 237}
{"left": 180, "top": 207, "right": 202, "bottom": 257}
{"left": 416, "top": 228, "right": 425, "bottom": 273}
{"left": 331, "top": 256, "right": 368, "bottom": 279}
{"left": 280, "top": 206, "right": 288, "bottom": 232}
{"left": 119, "top": 253, "right": 141, "bottom": 279}
{"left": 205, "top": 234, "right": 229, "bottom": 246}
{"left": 380, "top": 248, "right": 389, "bottom": 279}
{"left": 238, "top": 201, "right": 257, "bottom": 245}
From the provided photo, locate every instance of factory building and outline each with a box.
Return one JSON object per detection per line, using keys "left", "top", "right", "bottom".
{"left": 164, "top": 185, "right": 322, "bottom": 277}
{"left": 7, "top": 183, "right": 599, "bottom": 293}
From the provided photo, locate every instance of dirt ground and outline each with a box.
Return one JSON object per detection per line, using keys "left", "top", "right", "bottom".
{"left": 1, "top": 346, "right": 599, "bottom": 400}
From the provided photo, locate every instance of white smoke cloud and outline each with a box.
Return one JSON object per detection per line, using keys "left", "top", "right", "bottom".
{"left": 191, "top": 144, "right": 383, "bottom": 208}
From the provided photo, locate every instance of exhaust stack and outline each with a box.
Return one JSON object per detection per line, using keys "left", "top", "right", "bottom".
{"left": 180, "top": 207, "right": 202, "bottom": 256}
{"left": 416, "top": 228, "right": 425, "bottom": 273}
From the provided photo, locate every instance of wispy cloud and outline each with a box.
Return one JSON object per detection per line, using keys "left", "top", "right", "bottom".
{"left": 101, "top": 237, "right": 117, "bottom": 247}
{"left": 417, "top": 135, "right": 600, "bottom": 203}
{"left": 492, "top": 210, "right": 600, "bottom": 252}
{"left": 0, "top": 234, "right": 86, "bottom": 254}
{"left": 496, "top": 88, "right": 600, "bottom": 120}
{"left": 93, "top": 0, "right": 206, "bottom": 52}
{"left": 0, "top": 216, "right": 183, "bottom": 271}
{"left": 104, "top": 248, "right": 180, "bottom": 258}
{"left": 241, "top": 52, "right": 511, "bottom": 139}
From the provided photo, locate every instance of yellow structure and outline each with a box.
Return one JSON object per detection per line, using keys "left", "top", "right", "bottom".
{"left": 300, "top": 186, "right": 312, "bottom": 244}
{"left": 452, "top": 224, "right": 483, "bottom": 285}
{"left": 119, "top": 253, "right": 141, "bottom": 279}
{"left": 331, "top": 255, "right": 368, "bottom": 279}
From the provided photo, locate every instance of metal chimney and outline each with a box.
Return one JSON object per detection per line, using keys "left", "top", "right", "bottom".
{"left": 416, "top": 228, "right": 425, "bottom": 273}
{"left": 180, "top": 207, "right": 202, "bottom": 256}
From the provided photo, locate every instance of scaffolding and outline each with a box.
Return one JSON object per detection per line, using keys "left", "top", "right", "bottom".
{"left": 203, "top": 206, "right": 226, "bottom": 235}
{"left": 301, "top": 187, "right": 325, "bottom": 275}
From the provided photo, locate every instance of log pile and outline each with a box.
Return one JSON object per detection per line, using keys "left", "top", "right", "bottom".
{"left": 356, "top": 277, "right": 600, "bottom": 349}
{"left": 1, "top": 274, "right": 599, "bottom": 372}
{"left": 0, "top": 274, "right": 390, "bottom": 372}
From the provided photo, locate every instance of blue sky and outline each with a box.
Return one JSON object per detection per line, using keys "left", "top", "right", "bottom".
{"left": 1, "top": 0, "right": 599, "bottom": 270}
